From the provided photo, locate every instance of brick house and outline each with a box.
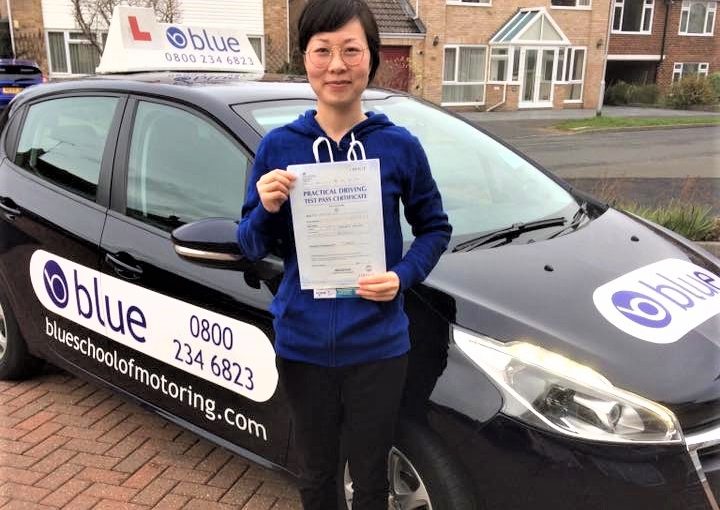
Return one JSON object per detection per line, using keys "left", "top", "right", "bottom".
{"left": 607, "top": 0, "right": 719, "bottom": 93}
{"left": 366, "top": 0, "right": 426, "bottom": 94}
{"left": 0, "top": 0, "right": 289, "bottom": 78}
{"left": 414, "top": 0, "right": 613, "bottom": 110}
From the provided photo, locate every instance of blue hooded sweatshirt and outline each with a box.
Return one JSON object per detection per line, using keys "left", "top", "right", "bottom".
{"left": 237, "top": 110, "right": 451, "bottom": 367}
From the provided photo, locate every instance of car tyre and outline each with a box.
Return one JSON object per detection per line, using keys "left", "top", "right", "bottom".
{"left": 343, "top": 420, "right": 477, "bottom": 509}
{"left": 0, "top": 289, "right": 42, "bottom": 380}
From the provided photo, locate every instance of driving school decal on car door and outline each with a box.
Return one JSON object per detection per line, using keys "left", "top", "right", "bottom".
{"left": 29, "top": 249, "right": 278, "bottom": 402}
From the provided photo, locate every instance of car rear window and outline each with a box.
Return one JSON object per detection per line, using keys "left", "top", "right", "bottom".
{"left": 0, "top": 65, "right": 42, "bottom": 81}
{"left": 14, "top": 96, "right": 119, "bottom": 200}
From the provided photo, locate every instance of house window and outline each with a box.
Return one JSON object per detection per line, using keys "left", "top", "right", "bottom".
{"left": 612, "top": 0, "right": 654, "bottom": 33}
{"left": 556, "top": 49, "right": 566, "bottom": 81}
{"left": 47, "top": 31, "right": 107, "bottom": 75}
{"left": 564, "top": 48, "right": 586, "bottom": 101}
{"left": 247, "top": 36, "right": 265, "bottom": 64}
{"left": 672, "top": 62, "right": 710, "bottom": 81}
{"left": 679, "top": 1, "right": 716, "bottom": 35}
{"left": 447, "top": 0, "right": 491, "bottom": 5}
{"left": 442, "top": 45, "right": 487, "bottom": 105}
{"left": 551, "top": 0, "right": 591, "bottom": 8}
{"left": 489, "top": 48, "right": 509, "bottom": 82}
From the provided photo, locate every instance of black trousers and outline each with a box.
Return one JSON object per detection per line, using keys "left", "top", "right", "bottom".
{"left": 277, "top": 354, "right": 408, "bottom": 510}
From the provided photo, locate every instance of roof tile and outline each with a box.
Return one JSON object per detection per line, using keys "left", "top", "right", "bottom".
{"left": 366, "top": 0, "right": 424, "bottom": 34}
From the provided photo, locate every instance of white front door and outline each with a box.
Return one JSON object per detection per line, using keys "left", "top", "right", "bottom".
{"left": 519, "top": 47, "right": 556, "bottom": 108}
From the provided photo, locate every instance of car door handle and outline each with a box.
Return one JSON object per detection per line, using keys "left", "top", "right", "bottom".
{"left": 105, "top": 253, "right": 143, "bottom": 279}
{"left": 0, "top": 197, "right": 21, "bottom": 217}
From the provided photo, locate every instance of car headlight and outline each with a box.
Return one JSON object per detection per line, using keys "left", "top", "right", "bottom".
{"left": 453, "top": 327, "right": 682, "bottom": 444}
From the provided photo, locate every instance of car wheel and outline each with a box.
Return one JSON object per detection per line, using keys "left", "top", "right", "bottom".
{"left": 0, "top": 289, "right": 42, "bottom": 380}
{"left": 343, "top": 421, "right": 476, "bottom": 509}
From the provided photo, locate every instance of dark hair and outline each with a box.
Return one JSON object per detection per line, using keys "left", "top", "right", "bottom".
{"left": 298, "top": 0, "right": 380, "bottom": 83}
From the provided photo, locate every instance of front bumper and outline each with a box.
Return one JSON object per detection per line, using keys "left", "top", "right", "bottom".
{"left": 430, "top": 410, "right": 713, "bottom": 509}
{"left": 686, "top": 423, "right": 720, "bottom": 510}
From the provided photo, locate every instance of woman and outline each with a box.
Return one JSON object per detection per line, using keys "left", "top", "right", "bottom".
{"left": 237, "top": 0, "right": 451, "bottom": 508}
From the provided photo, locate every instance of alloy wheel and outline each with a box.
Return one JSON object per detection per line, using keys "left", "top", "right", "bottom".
{"left": 344, "top": 447, "right": 433, "bottom": 510}
{"left": 0, "top": 301, "right": 7, "bottom": 361}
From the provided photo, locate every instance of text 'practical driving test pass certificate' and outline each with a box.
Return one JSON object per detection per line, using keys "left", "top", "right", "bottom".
{"left": 287, "top": 159, "right": 386, "bottom": 298}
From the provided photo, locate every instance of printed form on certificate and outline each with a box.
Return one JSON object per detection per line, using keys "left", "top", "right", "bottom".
{"left": 287, "top": 158, "right": 386, "bottom": 295}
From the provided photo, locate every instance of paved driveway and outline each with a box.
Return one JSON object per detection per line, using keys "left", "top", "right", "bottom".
{"left": 0, "top": 366, "right": 301, "bottom": 510}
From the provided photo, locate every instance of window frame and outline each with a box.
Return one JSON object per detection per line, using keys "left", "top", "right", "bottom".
{"left": 10, "top": 92, "right": 126, "bottom": 208}
{"left": 672, "top": 62, "right": 684, "bottom": 82}
{"left": 246, "top": 35, "right": 265, "bottom": 64}
{"left": 612, "top": 0, "right": 655, "bottom": 34}
{"left": 446, "top": 0, "right": 492, "bottom": 6}
{"left": 110, "top": 95, "right": 253, "bottom": 231}
{"left": 556, "top": 48, "right": 567, "bottom": 83}
{"left": 679, "top": 1, "right": 717, "bottom": 36}
{"left": 45, "top": 30, "right": 108, "bottom": 77}
{"left": 550, "top": 0, "right": 592, "bottom": 10}
{"left": 563, "top": 47, "right": 587, "bottom": 103}
{"left": 488, "top": 47, "right": 511, "bottom": 84}
{"left": 672, "top": 62, "right": 710, "bottom": 82}
{"left": 441, "top": 44, "right": 488, "bottom": 106}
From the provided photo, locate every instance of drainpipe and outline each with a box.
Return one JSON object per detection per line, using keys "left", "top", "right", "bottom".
{"left": 596, "top": 0, "right": 615, "bottom": 116}
{"left": 5, "top": 0, "right": 15, "bottom": 58}
{"left": 657, "top": 0, "right": 672, "bottom": 84}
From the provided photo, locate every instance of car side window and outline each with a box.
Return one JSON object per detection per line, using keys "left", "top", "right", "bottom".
{"left": 13, "top": 96, "right": 118, "bottom": 200}
{"left": 126, "top": 101, "right": 248, "bottom": 231}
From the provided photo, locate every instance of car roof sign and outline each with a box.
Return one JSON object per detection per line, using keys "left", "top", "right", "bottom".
{"left": 96, "top": 6, "right": 263, "bottom": 75}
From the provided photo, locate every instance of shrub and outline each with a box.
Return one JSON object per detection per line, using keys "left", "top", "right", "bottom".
{"left": 605, "top": 81, "right": 631, "bottom": 105}
{"left": 709, "top": 72, "right": 720, "bottom": 100}
{"left": 666, "top": 76, "right": 716, "bottom": 108}
{"left": 623, "top": 200, "right": 717, "bottom": 241}
{"left": 605, "top": 81, "right": 659, "bottom": 105}
{"left": 629, "top": 83, "right": 660, "bottom": 104}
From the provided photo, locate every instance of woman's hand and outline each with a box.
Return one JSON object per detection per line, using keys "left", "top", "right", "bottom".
{"left": 257, "top": 170, "right": 296, "bottom": 213}
{"left": 356, "top": 272, "right": 400, "bottom": 302}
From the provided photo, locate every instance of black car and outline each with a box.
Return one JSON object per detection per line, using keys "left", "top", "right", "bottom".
{"left": 0, "top": 72, "right": 718, "bottom": 510}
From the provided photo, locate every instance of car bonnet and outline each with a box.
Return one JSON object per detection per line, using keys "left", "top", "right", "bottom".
{"left": 423, "top": 208, "right": 720, "bottom": 432}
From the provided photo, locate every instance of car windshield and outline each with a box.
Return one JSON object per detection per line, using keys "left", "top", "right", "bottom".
{"left": 236, "top": 96, "right": 578, "bottom": 240}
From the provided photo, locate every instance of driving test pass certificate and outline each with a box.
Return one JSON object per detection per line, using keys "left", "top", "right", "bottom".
{"left": 287, "top": 158, "right": 386, "bottom": 296}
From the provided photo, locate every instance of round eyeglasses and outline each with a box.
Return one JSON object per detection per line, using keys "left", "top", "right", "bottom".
{"left": 304, "top": 46, "right": 367, "bottom": 68}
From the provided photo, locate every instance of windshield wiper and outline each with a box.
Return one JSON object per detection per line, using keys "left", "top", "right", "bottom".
{"left": 546, "top": 202, "right": 590, "bottom": 240}
{"left": 452, "top": 216, "right": 567, "bottom": 252}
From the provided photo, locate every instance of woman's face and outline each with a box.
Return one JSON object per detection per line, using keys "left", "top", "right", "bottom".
{"left": 304, "top": 18, "right": 371, "bottom": 111}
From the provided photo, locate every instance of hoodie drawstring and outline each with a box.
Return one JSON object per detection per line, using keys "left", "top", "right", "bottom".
{"left": 312, "top": 137, "right": 334, "bottom": 163}
{"left": 312, "top": 133, "right": 367, "bottom": 163}
{"left": 348, "top": 132, "right": 367, "bottom": 161}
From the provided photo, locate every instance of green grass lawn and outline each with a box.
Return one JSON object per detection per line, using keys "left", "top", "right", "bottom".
{"left": 554, "top": 116, "right": 720, "bottom": 131}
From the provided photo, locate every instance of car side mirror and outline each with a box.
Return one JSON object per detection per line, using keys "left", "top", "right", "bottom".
{"left": 171, "top": 218, "right": 245, "bottom": 266}
{"left": 171, "top": 219, "right": 283, "bottom": 286}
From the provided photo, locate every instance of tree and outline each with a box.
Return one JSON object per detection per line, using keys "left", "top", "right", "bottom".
{"left": 71, "top": 0, "right": 182, "bottom": 55}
